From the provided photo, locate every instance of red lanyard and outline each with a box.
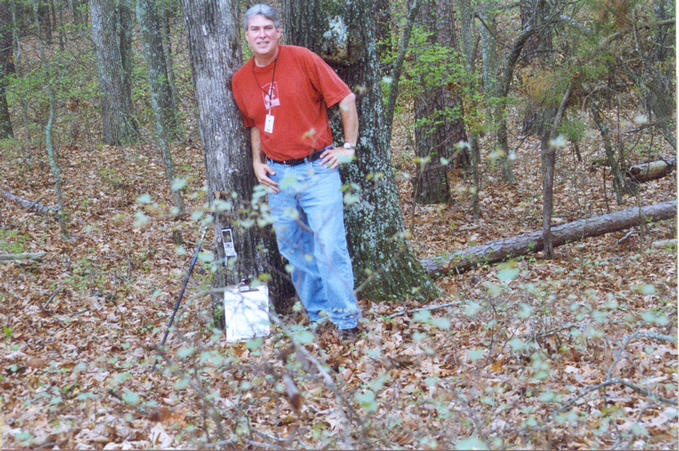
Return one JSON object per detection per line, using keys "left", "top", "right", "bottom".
{"left": 252, "top": 57, "right": 278, "bottom": 113}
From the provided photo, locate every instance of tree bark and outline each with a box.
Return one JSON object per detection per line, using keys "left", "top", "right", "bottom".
{"left": 33, "top": 0, "right": 67, "bottom": 237}
{"left": 458, "top": 0, "right": 482, "bottom": 218}
{"left": 90, "top": 0, "right": 138, "bottom": 145}
{"left": 136, "top": 0, "right": 177, "bottom": 135}
{"left": 1, "top": 189, "right": 57, "bottom": 214}
{"left": 520, "top": 0, "right": 554, "bottom": 136}
{"left": 181, "top": 0, "right": 295, "bottom": 320}
{"left": 384, "top": 0, "right": 419, "bottom": 145}
{"left": 0, "top": 0, "right": 14, "bottom": 138}
{"left": 540, "top": 80, "right": 572, "bottom": 259}
{"left": 412, "top": 0, "right": 469, "bottom": 205}
{"left": 590, "top": 100, "right": 628, "bottom": 204}
{"left": 627, "top": 158, "right": 675, "bottom": 183}
{"left": 136, "top": 0, "right": 184, "bottom": 212}
{"left": 420, "top": 201, "right": 677, "bottom": 276}
{"left": 283, "top": 0, "right": 439, "bottom": 301}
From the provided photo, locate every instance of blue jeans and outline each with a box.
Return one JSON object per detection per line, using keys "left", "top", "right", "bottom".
{"left": 267, "top": 157, "right": 360, "bottom": 329}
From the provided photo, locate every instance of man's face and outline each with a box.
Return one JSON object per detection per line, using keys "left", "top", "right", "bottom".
{"left": 245, "top": 14, "right": 281, "bottom": 60}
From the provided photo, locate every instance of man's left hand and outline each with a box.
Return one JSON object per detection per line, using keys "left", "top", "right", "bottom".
{"left": 320, "top": 146, "right": 355, "bottom": 169}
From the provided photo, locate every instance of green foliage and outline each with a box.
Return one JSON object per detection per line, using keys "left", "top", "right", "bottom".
{"left": 381, "top": 22, "right": 486, "bottom": 135}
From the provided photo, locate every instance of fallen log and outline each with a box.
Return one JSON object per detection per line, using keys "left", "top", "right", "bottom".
{"left": 626, "top": 158, "right": 675, "bottom": 183}
{"left": 421, "top": 201, "right": 677, "bottom": 277}
{"left": 1, "top": 189, "right": 57, "bottom": 215}
{"left": 0, "top": 252, "right": 46, "bottom": 263}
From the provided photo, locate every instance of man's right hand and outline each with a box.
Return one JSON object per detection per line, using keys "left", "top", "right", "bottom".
{"left": 253, "top": 160, "right": 279, "bottom": 193}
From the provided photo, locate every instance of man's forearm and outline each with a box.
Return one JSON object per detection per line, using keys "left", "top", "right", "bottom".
{"left": 250, "top": 126, "right": 265, "bottom": 164}
{"left": 338, "top": 93, "right": 359, "bottom": 146}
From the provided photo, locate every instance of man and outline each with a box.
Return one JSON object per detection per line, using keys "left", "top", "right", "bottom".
{"left": 231, "top": 4, "right": 361, "bottom": 339}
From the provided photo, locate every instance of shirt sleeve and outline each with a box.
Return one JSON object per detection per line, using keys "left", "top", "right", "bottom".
{"left": 231, "top": 69, "right": 256, "bottom": 128}
{"left": 302, "top": 48, "right": 351, "bottom": 108}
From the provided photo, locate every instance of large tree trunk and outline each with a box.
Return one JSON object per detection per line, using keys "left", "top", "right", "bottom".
{"left": 89, "top": 0, "right": 138, "bottom": 145}
{"left": 413, "top": 0, "right": 469, "bottom": 204}
{"left": 283, "top": 0, "right": 439, "bottom": 301}
{"left": 181, "top": 0, "right": 294, "bottom": 322}
{"left": 421, "top": 201, "right": 677, "bottom": 276}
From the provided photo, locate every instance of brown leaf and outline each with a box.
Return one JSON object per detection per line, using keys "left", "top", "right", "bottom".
{"left": 148, "top": 407, "right": 172, "bottom": 423}
{"left": 26, "top": 357, "right": 47, "bottom": 369}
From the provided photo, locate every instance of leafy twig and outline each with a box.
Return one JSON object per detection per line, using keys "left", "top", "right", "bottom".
{"left": 387, "top": 300, "right": 462, "bottom": 319}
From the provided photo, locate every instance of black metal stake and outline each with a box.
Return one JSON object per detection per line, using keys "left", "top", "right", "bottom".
{"left": 152, "top": 226, "right": 208, "bottom": 372}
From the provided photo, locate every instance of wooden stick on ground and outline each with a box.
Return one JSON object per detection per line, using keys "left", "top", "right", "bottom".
{"left": 0, "top": 252, "right": 46, "bottom": 263}
{"left": 1, "top": 189, "right": 57, "bottom": 215}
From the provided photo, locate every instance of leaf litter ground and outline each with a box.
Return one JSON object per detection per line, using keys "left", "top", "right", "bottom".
{"left": 1, "top": 112, "right": 676, "bottom": 448}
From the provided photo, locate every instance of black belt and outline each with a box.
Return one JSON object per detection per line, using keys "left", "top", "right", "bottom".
{"left": 269, "top": 146, "right": 331, "bottom": 166}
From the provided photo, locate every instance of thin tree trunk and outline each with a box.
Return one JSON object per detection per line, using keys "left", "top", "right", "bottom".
{"left": 33, "top": 0, "right": 67, "bottom": 237}
{"left": 458, "top": 0, "right": 481, "bottom": 217}
{"left": 540, "top": 81, "right": 572, "bottom": 259}
{"left": 283, "top": 0, "right": 439, "bottom": 301}
{"left": 421, "top": 201, "right": 677, "bottom": 276}
{"left": 158, "top": 3, "right": 179, "bottom": 118}
{"left": 384, "top": 0, "right": 419, "bottom": 145}
{"left": 181, "top": 0, "right": 295, "bottom": 320}
{"left": 137, "top": 0, "right": 184, "bottom": 212}
{"left": 590, "top": 101, "right": 627, "bottom": 204}
{"left": 0, "top": 0, "right": 14, "bottom": 138}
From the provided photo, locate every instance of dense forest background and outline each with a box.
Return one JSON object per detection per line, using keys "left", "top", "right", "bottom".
{"left": 0, "top": 0, "right": 676, "bottom": 448}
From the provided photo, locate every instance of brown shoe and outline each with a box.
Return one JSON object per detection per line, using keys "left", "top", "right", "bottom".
{"left": 338, "top": 327, "right": 359, "bottom": 341}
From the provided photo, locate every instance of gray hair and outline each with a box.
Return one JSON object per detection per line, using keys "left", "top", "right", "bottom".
{"left": 243, "top": 4, "right": 280, "bottom": 30}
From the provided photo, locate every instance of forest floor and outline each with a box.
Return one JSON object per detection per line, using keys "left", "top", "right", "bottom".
{"left": 1, "top": 104, "right": 677, "bottom": 449}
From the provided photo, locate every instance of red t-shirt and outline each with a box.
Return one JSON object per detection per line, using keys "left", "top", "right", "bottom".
{"left": 232, "top": 45, "right": 351, "bottom": 161}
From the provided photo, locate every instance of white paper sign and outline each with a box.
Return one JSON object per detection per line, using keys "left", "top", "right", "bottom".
{"left": 224, "top": 285, "right": 270, "bottom": 342}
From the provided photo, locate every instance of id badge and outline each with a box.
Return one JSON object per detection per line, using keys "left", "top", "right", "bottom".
{"left": 264, "top": 114, "right": 275, "bottom": 134}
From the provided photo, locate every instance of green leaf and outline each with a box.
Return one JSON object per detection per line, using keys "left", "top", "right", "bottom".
{"left": 293, "top": 330, "right": 314, "bottom": 345}
{"left": 431, "top": 316, "right": 451, "bottom": 329}
{"left": 136, "top": 193, "right": 152, "bottom": 204}
{"left": 14, "top": 431, "right": 32, "bottom": 443}
{"left": 456, "top": 436, "right": 488, "bottom": 450}
{"left": 509, "top": 337, "right": 528, "bottom": 352}
{"left": 133, "top": 211, "right": 149, "bottom": 228}
{"left": 355, "top": 390, "right": 377, "bottom": 412}
{"left": 467, "top": 348, "right": 484, "bottom": 362}
{"left": 246, "top": 337, "right": 263, "bottom": 351}
{"left": 177, "top": 346, "right": 195, "bottom": 359}
{"left": 464, "top": 301, "right": 482, "bottom": 317}
{"left": 122, "top": 390, "right": 141, "bottom": 406}
{"left": 518, "top": 303, "right": 533, "bottom": 319}
{"left": 171, "top": 178, "right": 187, "bottom": 192}
{"left": 413, "top": 310, "right": 432, "bottom": 323}
{"left": 197, "top": 250, "right": 214, "bottom": 263}
{"left": 639, "top": 284, "right": 656, "bottom": 295}
{"left": 279, "top": 172, "right": 298, "bottom": 190}
{"left": 496, "top": 266, "right": 519, "bottom": 283}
